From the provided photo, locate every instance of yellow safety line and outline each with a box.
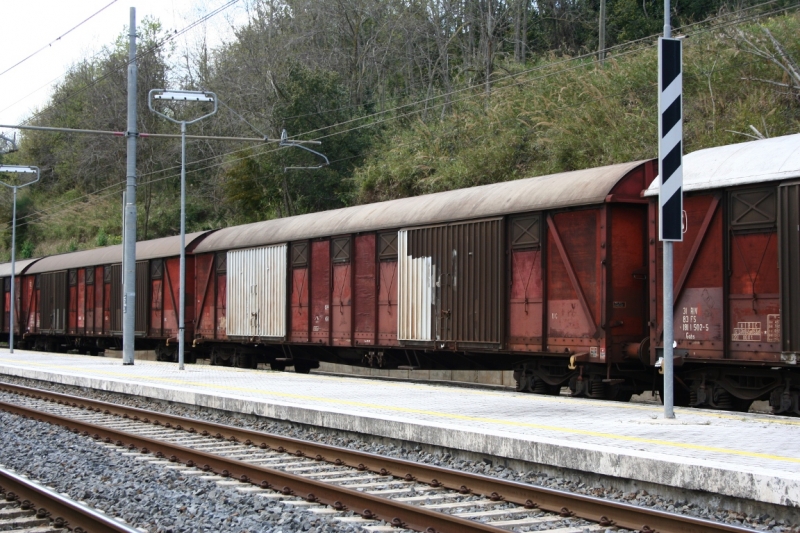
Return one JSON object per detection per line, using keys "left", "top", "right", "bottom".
{"left": 2, "top": 355, "right": 799, "bottom": 465}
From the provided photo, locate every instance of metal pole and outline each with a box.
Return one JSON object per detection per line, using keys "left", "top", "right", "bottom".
{"left": 178, "top": 121, "right": 187, "bottom": 370}
{"left": 122, "top": 7, "right": 138, "bottom": 366}
{"left": 663, "top": 242, "right": 675, "bottom": 418}
{"left": 9, "top": 186, "right": 16, "bottom": 354}
{"left": 662, "top": 0, "right": 675, "bottom": 419}
{"left": 599, "top": 0, "right": 606, "bottom": 63}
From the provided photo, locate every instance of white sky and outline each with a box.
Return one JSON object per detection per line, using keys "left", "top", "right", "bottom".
{"left": 0, "top": 0, "right": 249, "bottom": 140}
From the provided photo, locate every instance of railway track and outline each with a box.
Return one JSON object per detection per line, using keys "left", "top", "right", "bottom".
{"left": 0, "top": 382, "right": 758, "bottom": 533}
{"left": 0, "top": 463, "right": 138, "bottom": 533}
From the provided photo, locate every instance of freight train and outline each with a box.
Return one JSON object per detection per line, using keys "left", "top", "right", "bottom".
{"left": 2, "top": 133, "right": 798, "bottom": 415}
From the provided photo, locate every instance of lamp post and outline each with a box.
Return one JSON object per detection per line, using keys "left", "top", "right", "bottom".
{"left": 148, "top": 90, "right": 217, "bottom": 370}
{"left": 0, "top": 166, "right": 40, "bottom": 353}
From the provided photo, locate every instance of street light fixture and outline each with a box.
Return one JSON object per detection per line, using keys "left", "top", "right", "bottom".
{"left": 0, "top": 165, "right": 40, "bottom": 353}
{"left": 148, "top": 89, "right": 217, "bottom": 370}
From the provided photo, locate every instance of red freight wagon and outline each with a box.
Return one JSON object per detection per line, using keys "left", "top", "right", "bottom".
{"left": 645, "top": 135, "right": 800, "bottom": 414}
{"left": 16, "top": 232, "right": 209, "bottom": 355}
{"left": 0, "top": 258, "right": 41, "bottom": 339}
{"left": 189, "top": 160, "right": 658, "bottom": 401}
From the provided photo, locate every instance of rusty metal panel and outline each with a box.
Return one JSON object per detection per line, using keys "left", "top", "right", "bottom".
{"left": 40, "top": 271, "right": 68, "bottom": 333}
{"left": 310, "top": 240, "right": 331, "bottom": 344}
{"left": 226, "top": 244, "right": 287, "bottom": 338}
{"left": 159, "top": 258, "right": 180, "bottom": 338}
{"left": 194, "top": 254, "right": 216, "bottom": 338}
{"left": 728, "top": 229, "right": 780, "bottom": 358}
{"left": 76, "top": 268, "right": 86, "bottom": 334}
{"left": 779, "top": 182, "right": 800, "bottom": 356}
{"left": 650, "top": 194, "right": 726, "bottom": 360}
{"left": 290, "top": 266, "right": 310, "bottom": 342}
{"left": 86, "top": 278, "right": 95, "bottom": 335}
{"left": 331, "top": 236, "right": 353, "bottom": 346}
{"left": 332, "top": 261, "right": 352, "bottom": 346}
{"left": 399, "top": 218, "right": 503, "bottom": 344}
{"left": 546, "top": 211, "right": 600, "bottom": 341}
{"left": 608, "top": 205, "right": 648, "bottom": 340}
{"left": 508, "top": 215, "right": 543, "bottom": 351}
{"left": 2, "top": 279, "right": 8, "bottom": 333}
{"left": 377, "top": 261, "right": 399, "bottom": 345}
{"left": 508, "top": 249, "right": 543, "bottom": 350}
{"left": 354, "top": 234, "right": 377, "bottom": 347}
{"left": 150, "top": 274, "right": 164, "bottom": 336}
{"left": 109, "top": 261, "right": 147, "bottom": 335}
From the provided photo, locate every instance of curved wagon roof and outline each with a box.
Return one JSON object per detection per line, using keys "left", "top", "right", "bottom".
{"left": 195, "top": 160, "right": 651, "bottom": 253}
{"left": 644, "top": 132, "right": 800, "bottom": 196}
{"left": 0, "top": 258, "right": 42, "bottom": 277}
{"left": 25, "top": 231, "right": 211, "bottom": 275}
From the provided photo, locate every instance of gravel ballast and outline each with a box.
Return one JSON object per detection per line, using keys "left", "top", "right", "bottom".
{"left": 0, "top": 410, "right": 363, "bottom": 533}
{"left": 0, "top": 374, "right": 796, "bottom": 532}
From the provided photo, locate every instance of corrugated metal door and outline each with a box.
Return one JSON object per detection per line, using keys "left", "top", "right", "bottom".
{"left": 226, "top": 244, "right": 287, "bottom": 338}
{"left": 779, "top": 182, "right": 800, "bottom": 356}
{"left": 40, "top": 271, "right": 68, "bottom": 333}
{"left": 398, "top": 218, "right": 503, "bottom": 345}
{"left": 110, "top": 262, "right": 148, "bottom": 335}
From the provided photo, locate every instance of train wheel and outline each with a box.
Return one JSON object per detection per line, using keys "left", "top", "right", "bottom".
{"left": 234, "top": 353, "right": 255, "bottom": 369}
{"left": 293, "top": 361, "right": 312, "bottom": 374}
{"left": 270, "top": 362, "right": 286, "bottom": 372}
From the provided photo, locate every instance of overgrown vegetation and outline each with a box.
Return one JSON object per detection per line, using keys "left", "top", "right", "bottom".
{"left": 1, "top": 1, "right": 799, "bottom": 260}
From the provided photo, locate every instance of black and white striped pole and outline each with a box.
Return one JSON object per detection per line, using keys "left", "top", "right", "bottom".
{"left": 659, "top": 1, "right": 682, "bottom": 419}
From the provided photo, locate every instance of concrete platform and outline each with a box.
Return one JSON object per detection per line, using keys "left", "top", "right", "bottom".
{"left": 1, "top": 349, "right": 798, "bottom": 510}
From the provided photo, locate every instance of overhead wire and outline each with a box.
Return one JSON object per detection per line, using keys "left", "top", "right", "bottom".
{"left": 0, "top": 0, "right": 121, "bottom": 78}
{"left": 12, "top": 0, "right": 240, "bottom": 129}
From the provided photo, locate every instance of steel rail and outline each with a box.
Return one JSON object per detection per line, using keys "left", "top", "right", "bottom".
{"left": 0, "top": 465, "right": 139, "bottom": 533}
{"left": 0, "top": 383, "right": 758, "bottom": 533}
{"left": 0, "top": 398, "right": 504, "bottom": 533}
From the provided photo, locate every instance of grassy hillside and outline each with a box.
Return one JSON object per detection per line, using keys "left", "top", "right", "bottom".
{"left": 352, "top": 11, "right": 800, "bottom": 201}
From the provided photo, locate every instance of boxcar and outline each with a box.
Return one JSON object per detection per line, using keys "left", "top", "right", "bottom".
{"left": 1, "top": 258, "right": 42, "bottom": 339}
{"left": 16, "top": 232, "right": 210, "bottom": 356}
{"left": 645, "top": 134, "right": 800, "bottom": 414}
{"left": 188, "top": 159, "right": 658, "bottom": 400}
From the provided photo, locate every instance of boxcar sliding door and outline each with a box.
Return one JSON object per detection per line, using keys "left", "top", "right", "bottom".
{"left": 398, "top": 218, "right": 503, "bottom": 348}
